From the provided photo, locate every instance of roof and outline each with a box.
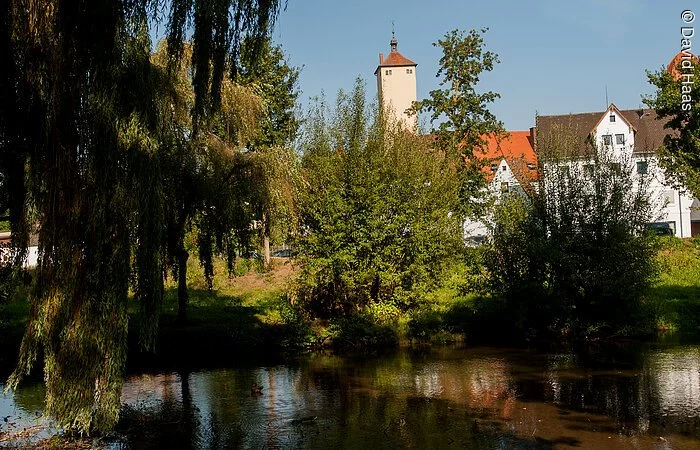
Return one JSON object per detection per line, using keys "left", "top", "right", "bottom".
{"left": 536, "top": 106, "right": 673, "bottom": 158}
{"left": 476, "top": 130, "right": 538, "bottom": 189}
{"left": 378, "top": 50, "right": 417, "bottom": 68}
{"left": 667, "top": 51, "right": 699, "bottom": 80}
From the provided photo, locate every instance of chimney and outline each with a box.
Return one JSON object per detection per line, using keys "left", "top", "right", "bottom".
{"left": 529, "top": 126, "right": 537, "bottom": 146}
{"left": 379, "top": 52, "right": 384, "bottom": 65}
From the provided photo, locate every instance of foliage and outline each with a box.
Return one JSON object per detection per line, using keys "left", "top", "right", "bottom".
{"left": 486, "top": 125, "right": 659, "bottom": 338}
{"left": 644, "top": 60, "right": 700, "bottom": 197}
{"left": 412, "top": 28, "right": 504, "bottom": 216}
{"left": 294, "top": 80, "right": 463, "bottom": 319}
{"left": 0, "top": 0, "right": 281, "bottom": 435}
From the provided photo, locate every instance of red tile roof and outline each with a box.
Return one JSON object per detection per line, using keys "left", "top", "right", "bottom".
{"left": 376, "top": 50, "right": 417, "bottom": 69}
{"left": 475, "top": 131, "right": 538, "bottom": 187}
{"left": 667, "top": 51, "right": 698, "bottom": 80}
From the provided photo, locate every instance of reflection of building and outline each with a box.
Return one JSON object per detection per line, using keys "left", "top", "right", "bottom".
{"left": 375, "top": 32, "right": 417, "bottom": 130}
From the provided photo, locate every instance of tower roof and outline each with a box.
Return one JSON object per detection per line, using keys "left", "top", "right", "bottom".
{"left": 374, "top": 32, "right": 416, "bottom": 74}
{"left": 667, "top": 51, "right": 698, "bottom": 80}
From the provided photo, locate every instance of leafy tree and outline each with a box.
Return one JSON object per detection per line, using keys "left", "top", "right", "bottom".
{"left": 0, "top": 0, "right": 281, "bottom": 435}
{"left": 296, "top": 80, "right": 463, "bottom": 318}
{"left": 644, "top": 59, "right": 700, "bottom": 197}
{"left": 152, "top": 41, "right": 265, "bottom": 325}
{"left": 412, "top": 28, "right": 504, "bottom": 216}
{"left": 237, "top": 37, "right": 301, "bottom": 267}
{"left": 487, "top": 125, "right": 659, "bottom": 338}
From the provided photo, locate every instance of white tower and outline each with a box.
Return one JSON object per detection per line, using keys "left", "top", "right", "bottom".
{"left": 374, "top": 32, "right": 417, "bottom": 130}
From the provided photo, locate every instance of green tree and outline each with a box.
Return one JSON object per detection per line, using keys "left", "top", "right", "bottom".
{"left": 644, "top": 58, "right": 700, "bottom": 197}
{"left": 412, "top": 28, "right": 504, "bottom": 216}
{"left": 487, "top": 125, "right": 659, "bottom": 338}
{"left": 296, "top": 80, "right": 463, "bottom": 318}
{"left": 0, "top": 0, "right": 281, "bottom": 435}
{"left": 237, "top": 37, "right": 301, "bottom": 267}
{"left": 153, "top": 41, "right": 265, "bottom": 325}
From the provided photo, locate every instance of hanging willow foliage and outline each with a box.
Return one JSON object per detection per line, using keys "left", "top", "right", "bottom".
{"left": 0, "top": 0, "right": 281, "bottom": 435}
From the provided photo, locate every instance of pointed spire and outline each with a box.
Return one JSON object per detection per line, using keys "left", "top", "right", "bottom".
{"left": 390, "top": 22, "right": 398, "bottom": 52}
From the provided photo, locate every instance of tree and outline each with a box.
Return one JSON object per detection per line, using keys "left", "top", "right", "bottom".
{"left": 1, "top": 0, "right": 281, "bottom": 435}
{"left": 296, "top": 80, "right": 463, "bottom": 318}
{"left": 412, "top": 28, "right": 504, "bottom": 216}
{"left": 153, "top": 41, "right": 265, "bottom": 325}
{"left": 237, "top": 37, "right": 301, "bottom": 267}
{"left": 487, "top": 125, "right": 659, "bottom": 338}
{"left": 644, "top": 57, "right": 700, "bottom": 197}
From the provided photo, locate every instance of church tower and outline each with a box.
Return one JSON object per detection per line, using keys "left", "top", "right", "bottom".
{"left": 375, "top": 31, "right": 417, "bottom": 130}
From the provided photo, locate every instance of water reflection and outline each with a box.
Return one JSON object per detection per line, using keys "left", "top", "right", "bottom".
{"left": 4, "top": 344, "right": 700, "bottom": 448}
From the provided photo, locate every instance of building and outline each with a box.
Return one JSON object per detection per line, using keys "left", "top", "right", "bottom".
{"left": 537, "top": 103, "right": 698, "bottom": 238}
{"left": 375, "top": 32, "right": 417, "bottom": 130}
{"left": 463, "top": 130, "right": 538, "bottom": 240}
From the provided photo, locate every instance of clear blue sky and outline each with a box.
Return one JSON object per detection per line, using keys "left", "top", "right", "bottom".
{"left": 271, "top": 0, "right": 693, "bottom": 130}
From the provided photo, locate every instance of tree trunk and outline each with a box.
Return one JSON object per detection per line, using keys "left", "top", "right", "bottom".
{"left": 176, "top": 247, "right": 189, "bottom": 324}
{"left": 262, "top": 211, "right": 271, "bottom": 269}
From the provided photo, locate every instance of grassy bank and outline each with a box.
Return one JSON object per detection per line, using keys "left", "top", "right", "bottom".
{"left": 2, "top": 238, "right": 700, "bottom": 376}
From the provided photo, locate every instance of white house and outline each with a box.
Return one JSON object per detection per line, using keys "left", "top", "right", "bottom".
{"left": 536, "top": 104, "right": 697, "bottom": 237}
{"left": 463, "top": 130, "right": 538, "bottom": 240}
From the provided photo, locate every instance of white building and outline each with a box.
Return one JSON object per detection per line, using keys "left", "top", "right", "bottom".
{"left": 374, "top": 32, "right": 417, "bottom": 131}
{"left": 463, "top": 130, "right": 538, "bottom": 240}
{"left": 537, "top": 103, "right": 698, "bottom": 238}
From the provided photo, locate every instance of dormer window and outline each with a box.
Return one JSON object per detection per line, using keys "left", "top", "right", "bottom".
{"left": 526, "top": 163, "right": 536, "bottom": 170}
{"left": 610, "top": 114, "right": 616, "bottom": 123}
{"left": 490, "top": 163, "right": 498, "bottom": 172}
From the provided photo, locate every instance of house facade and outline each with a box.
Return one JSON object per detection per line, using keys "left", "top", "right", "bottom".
{"left": 537, "top": 104, "right": 697, "bottom": 238}
{"left": 463, "top": 130, "right": 538, "bottom": 240}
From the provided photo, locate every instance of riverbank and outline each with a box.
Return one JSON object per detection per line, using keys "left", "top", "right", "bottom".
{"left": 2, "top": 237, "right": 699, "bottom": 378}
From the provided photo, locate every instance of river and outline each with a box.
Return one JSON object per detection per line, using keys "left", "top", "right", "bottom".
{"left": 2, "top": 341, "right": 700, "bottom": 449}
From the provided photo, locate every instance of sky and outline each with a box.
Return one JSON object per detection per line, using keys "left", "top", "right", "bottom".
{"left": 269, "top": 0, "right": 694, "bottom": 130}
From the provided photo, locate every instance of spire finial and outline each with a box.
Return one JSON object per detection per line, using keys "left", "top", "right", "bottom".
{"left": 390, "top": 21, "right": 398, "bottom": 52}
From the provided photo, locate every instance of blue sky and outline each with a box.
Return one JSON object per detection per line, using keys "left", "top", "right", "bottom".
{"left": 271, "top": 0, "right": 693, "bottom": 130}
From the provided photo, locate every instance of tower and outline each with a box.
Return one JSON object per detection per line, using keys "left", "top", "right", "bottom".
{"left": 374, "top": 31, "right": 417, "bottom": 130}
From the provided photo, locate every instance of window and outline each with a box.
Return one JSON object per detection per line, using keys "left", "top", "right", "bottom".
{"left": 526, "top": 162, "right": 536, "bottom": 170}
{"left": 610, "top": 114, "right": 616, "bottom": 122}
{"left": 406, "top": 68, "right": 413, "bottom": 74}
{"left": 385, "top": 69, "right": 392, "bottom": 75}
{"left": 583, "top": 164, "right": 594, "bottom": 176}
{"left": 501, "top": 182, "right": 509, "bottom": 193}
{"left": 502, "top": 165, "right": 507, "bottom": 172}
{"left": 615, "top": 134, "right": 625, "bottom": 145}
{"left": 490, "top": 163, "right": 498, "bottom": 172}
{"left": 558, "top": 165, "right": 570, "bottom": 177}
{"left": 636, "top": 161, "right": 648, "bottom": 174}
{"left": 664, "top": 190, "right": 676, "bottom": 205}
{"left": 602, "top": 135, "right": 612, "bottom": 146}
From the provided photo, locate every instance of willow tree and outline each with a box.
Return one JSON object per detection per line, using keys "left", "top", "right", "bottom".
{"left": 0, "top": 0, "right": 281, "bottom": 435}
{"left": 236, "top": 37, "right": 300, "bottom": 267}
{"left": 152, "top": 41, "right": 265, "bottom": 324}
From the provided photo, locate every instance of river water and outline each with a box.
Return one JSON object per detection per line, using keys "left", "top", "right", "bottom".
{"left": 2, "top": 342, "right": 700, "bottom": 449}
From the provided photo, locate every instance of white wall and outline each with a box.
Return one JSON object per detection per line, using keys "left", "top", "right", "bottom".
{"left": 593, "top": 107, "right": 694, "bottom": 238}
{"left": 377, "top": 65, "right": 417, "bottom": 130}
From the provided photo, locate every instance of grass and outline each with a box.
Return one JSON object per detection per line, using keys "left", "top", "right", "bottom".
{"left": 646, "top": 237, "right": 700, "bottom": 334}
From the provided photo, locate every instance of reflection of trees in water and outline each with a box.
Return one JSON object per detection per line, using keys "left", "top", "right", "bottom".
{"left": 111, "top": 346, "right": 700, "bottom": 448}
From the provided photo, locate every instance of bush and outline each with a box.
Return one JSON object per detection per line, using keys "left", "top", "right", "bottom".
{"left": 294, "top": 81, "right": 462, "bottom": 319}
{"left": 486, "top": 127, "right": 659, "bottom": 338}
